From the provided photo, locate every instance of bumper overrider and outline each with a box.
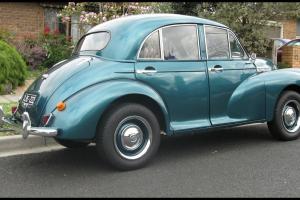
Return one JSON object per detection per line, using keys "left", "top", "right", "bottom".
{"left": 0, "top": 106, "right": 58, "bottom": 139}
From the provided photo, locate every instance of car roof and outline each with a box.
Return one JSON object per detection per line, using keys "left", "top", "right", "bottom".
{"left": 272, "top": 38, "right": 291, "bottom": 43}
{"left": 85, "top": 14, "right": 227, "bottom": 61}
{"left": 285, "top": 38, "right": 300, "bottom": 45}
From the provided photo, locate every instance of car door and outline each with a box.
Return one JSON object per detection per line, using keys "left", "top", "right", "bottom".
{"left": 135, "top": 24, "right": 210, "bottom": 132}
{"left": 204, "top": 25, "right": 258, "bottom": 125}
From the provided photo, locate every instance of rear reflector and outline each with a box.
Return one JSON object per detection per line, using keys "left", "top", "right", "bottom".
{"left": 42, "top": 114, "right": 52, "bottom": 126}
{"left": 11, "top": 106, "right": 17, "bottom": 114}
{"left": 56, "top": 101, "right": 66, "bottom": 111}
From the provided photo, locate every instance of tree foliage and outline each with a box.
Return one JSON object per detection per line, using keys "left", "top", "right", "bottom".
{"left": 59, "top": 2, "right": 172, "bottom": 37}
{"left": 172, "top": 2, "right": 300, "bottom": 56}
{"left": 59, "top": 2, "right": 300, "bottom": 57}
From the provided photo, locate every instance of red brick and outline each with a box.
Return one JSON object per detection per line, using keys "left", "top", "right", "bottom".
{"left": 0, "top": 3, "right": 44, "bottom": 41}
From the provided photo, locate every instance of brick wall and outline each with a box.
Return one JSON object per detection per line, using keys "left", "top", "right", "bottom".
{"left": 0, "top": 3, "right": 44, "bottom": 41}
{"left": 282, "top": 46, "right": 300, "bottom": 67}
{"left": 281, "top": 19, "right": 297, "bottom": 39}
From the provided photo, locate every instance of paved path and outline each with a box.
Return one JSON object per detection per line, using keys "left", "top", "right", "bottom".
{"left": 0, "top": 124, "right": 300, "bottom": 197}
{"left": 0, "top": 79, "right": 34, "bottom": 103}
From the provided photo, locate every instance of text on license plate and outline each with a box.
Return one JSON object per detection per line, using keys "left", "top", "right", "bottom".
{"left": 22, "top": 93, "right": 37, "bottom": 107}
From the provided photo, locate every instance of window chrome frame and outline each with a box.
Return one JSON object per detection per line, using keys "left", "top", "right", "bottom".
{"left": 203, "top": 25, "right": 249, "bottom": 61}
{"left": 137, "top": 24, "right": 201, "bottom": 61}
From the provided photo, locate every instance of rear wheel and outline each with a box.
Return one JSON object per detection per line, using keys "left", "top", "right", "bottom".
{"left": 96, "top": 103, "right": 161, "bottom": 171}
{"left": 268, "top": 91, "right": 300, "bottom": 141}
{"left": 55, "top": 138, "right": 90, "bottom": 148}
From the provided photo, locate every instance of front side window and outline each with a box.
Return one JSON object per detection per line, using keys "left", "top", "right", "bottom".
{"left": 139, "top": 30, "right": 161, "bottom": 59}
{"left": 162, "top": 25, "right": 199, "bottom": 60}
{"left": 75, "top": 32, "right": 110, "bottom": 54}
{"left": 205, "top": 26, "right": 230, "bottom": 60}
{"left": 229, "top": 32, "right": 244, "bottom": 58}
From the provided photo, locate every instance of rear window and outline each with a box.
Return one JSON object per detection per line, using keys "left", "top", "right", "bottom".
{"left": 75, "top": 32, "right": 110, "bottom": 53}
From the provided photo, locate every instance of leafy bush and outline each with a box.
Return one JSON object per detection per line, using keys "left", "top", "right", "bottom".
{"left": 277, "top": 62, "right": 291, "bottom": 69}
{"left": 41, "top": 33, "right": 73, "bottom": 68}
{"left": 14, "top": 37, "right": 47, "bottom": 71}
{"left": 0, "top": 28, "right": 14, "bottom": 44}
{"left": 11, "top": 30, "right": 72, "bottom": 70}
{"left": 0, "top": 40, "right": 27, "bottom": 94}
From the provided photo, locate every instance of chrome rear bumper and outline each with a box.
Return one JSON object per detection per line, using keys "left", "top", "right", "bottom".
{"left": 0, "top": 106, "right": 58, "bottom": 139}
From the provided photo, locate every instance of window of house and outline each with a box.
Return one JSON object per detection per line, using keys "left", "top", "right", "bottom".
{"left": 44, "top": 8, "right": 66, "bottom": 35}
{"left": 139, "top": 30, "right": 161, "bottom": 59}
{"left": 205, "top": 26, "right": 230, "bottom": 60}
{"left": 162, "top": 25, "right": 199, "bottom": 60}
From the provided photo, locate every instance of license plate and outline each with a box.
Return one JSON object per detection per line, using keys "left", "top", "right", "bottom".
{"left": 22, "top": 93, "right": 38, "bottom": 107}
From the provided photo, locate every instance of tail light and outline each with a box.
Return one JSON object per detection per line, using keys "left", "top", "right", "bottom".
{"left": 42, "top": 114, "right": 53, "bottom": 126}
{"left": 11, "top": 106, "right": 17, "bottom": 114}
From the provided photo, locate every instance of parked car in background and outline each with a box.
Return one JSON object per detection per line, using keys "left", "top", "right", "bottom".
{"left": 2, "top": 14, "right": 300, "bottom": 171}
{"left": 277, "top": 38, "right": 300, "bottom": 63}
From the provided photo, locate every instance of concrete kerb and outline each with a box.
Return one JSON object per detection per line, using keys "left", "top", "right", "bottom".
{"left": 0, "top": 135, "right": 63, "bottom": 157}
{"left": 0, "top": 79, "right": 65, "bottom": 157}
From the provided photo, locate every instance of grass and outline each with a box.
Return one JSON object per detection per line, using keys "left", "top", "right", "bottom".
{"left": 0, "top": 102, "right": 19, "bottom": 136}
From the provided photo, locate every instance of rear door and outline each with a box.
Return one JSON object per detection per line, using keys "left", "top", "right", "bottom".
{"left": 135, "top": 24, "right": 210, "bottom": 132}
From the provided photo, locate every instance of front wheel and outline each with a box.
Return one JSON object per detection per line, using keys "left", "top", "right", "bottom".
{"left": 96, "top": 103, "right": 161, "bottom": 171}
{"left": 268, "top": 91, "right": 300, "bottom": 141}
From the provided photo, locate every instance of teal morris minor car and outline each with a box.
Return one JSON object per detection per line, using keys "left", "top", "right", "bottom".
{"left": 1, "top": 14, "right": 300, "bottom": 170}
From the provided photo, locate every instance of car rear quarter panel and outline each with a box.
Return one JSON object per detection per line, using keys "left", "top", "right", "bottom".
{"left": 50, "top": 79, "right": 170, "bottom": 140}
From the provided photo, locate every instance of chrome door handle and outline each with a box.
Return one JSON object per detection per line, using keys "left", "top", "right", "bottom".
{"left": 136, "top": 69, "right": 157, "bottom": 75}
{"left": 136, "top": 66, "right": 157, "bottom": 75}
{"left": 208, "top": 67, "right": 223, "bottom": 72}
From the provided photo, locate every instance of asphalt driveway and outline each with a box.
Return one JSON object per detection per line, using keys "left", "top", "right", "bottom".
{"left": 0, "top": 123, "right": 299, "bottom": 197}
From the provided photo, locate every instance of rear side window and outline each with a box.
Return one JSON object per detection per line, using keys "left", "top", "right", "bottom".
{"left": 76, "top": 32, "right": 110, "bottom": 52}
{"left": 139, "top": 30, "right": 161, "bottom": 59}
{"left": 162, "top": 25, "right": 199, "bottom": 60}
{"left": 205, "top": 26, "right": 230, "bottom": 60}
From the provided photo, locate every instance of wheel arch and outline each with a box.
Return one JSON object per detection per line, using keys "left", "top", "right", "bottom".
{"left": 51, "top": 79, "right": 172, "bottom": 140}
{"left": 97, "top": 94, "right": 168, "bottom": 135}
{"left": 267, "top": 84, "right": 300, "bottom": 121}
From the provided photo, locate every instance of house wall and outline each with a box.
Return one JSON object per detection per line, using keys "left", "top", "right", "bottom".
{"left": 0, "top": 3, "right": 44, "bottom": 41}
{"left": 281, "top": 19, "right": 297, "bottom": 39}
{"left": 281, "top": 46, "right": 300, "bottom": 67}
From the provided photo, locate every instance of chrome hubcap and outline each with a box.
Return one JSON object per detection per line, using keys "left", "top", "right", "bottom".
{"left": 282, "top": 100, "right": 300, "bottom": 133}
{"left": 283, "top": 106, "right": 297, "bottom": 127}
{"left": 120, "top": 124, "right": 143, "bottom": 151}
{"left": 114, "top": 116, "right": 152, "bottom": 160}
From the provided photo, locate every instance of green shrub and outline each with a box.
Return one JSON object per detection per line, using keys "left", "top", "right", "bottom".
{"left": 41, "top": 33, "right": 73, "bottom": 68}
{"left": 14, "top": 38, "right": 47, "bottom": 71}
{"left": 0, "top": 40, "right": 27, "bottom": 94}
{"left": 0, "top": 28, "right": 14, "bottom": 44}
{"left": 277, "top": 62, "right": 291, "bottom": 69}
